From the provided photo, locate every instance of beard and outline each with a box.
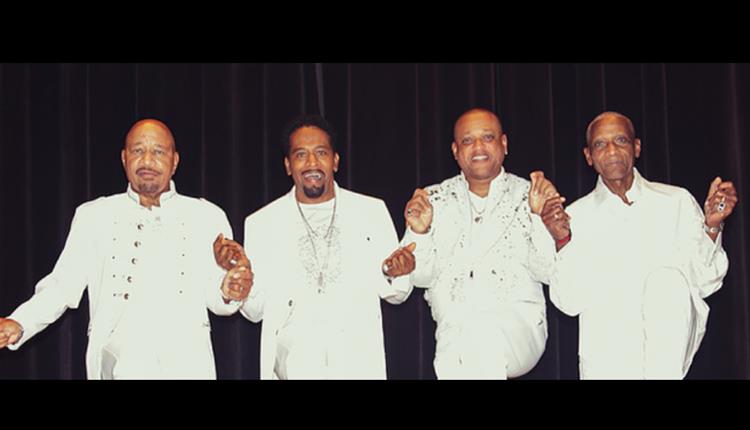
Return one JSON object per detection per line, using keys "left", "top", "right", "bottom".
{"left": 302, "top": 184, "right": 325, "bottom": 199}
{"left": 134, "top": 180, "right": 164, "bottom": 195}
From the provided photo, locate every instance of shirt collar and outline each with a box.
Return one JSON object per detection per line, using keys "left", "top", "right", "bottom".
{"left": 460, "top": 167, "right": 508, "bottom": 200}
{"left": 593, "top": 167, "right": 644, "bottom": 207}
{"left": 126, "top": 180, "right": 178, "bottom": 208}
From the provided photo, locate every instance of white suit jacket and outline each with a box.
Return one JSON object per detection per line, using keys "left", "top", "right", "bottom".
{"left": 240, "top": 183, "right": 412, "bottom": 379}
{"left": 549, "top": 169, "right": 729, "bottom": 378}
{"left": 8, "top": 182, "right": 240, "bottom": 379}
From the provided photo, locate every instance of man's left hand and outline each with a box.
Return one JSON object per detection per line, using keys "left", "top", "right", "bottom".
{"left": 382, "top": 242, "right": 417, "bottom": 278}
{"left": 704, "top": 176, "right": 738, "bottom": 227}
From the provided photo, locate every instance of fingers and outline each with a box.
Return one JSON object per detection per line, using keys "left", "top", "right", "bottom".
{"left": 405, "top": 199, "right": 430, "bottom": 219}
{"left": 7, "top": 332, "right": 21, "bottom": 346}
{"left": 231, "top": 249, "right": 251, "bottom": 269}
{"left": 530, "top": 171, "right": 544, "bottom": 196}
{"left": 0, "top": 321, "right": 21, "bottom": 348}
{"left": 410, "top": 189, "right": 432, "bottom": 209}
{"left": 540, "top": 180, "right": 559, "bottom": 200}
{"left": 405, "top": 189, "right": 433, "bottom": 233}
{"left": 541, "top": 196, "right": 567, "bottom": 217}
{"left": 215, "top": 237, "right": 248, "bottom": 270}
{"left": 542, "top": 208, "right": 570, "bottom": 226}
{"left": 406, "top": 193, "right": 432, "bottom": 217}
{"left": 223, "top": 266, "right": 254, "bottom": 300}
{"left": 383, "top": 243, "right": 417, "bottom": 277}
{"left": 717, "top": 181, "right": 737, "bottom": 197}
{"left": 705, "top": 181, "right": 739, "bottom": 217}
{"left": 412, "top": 188, "right": 429, "bottom": 199}
{"left": 540, "top": 196, "right": 571, "bottom": 239}
{"left": 707, "top": 176, "right": 722, "bottom": 199}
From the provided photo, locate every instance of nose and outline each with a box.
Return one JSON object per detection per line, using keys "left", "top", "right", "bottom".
{"left": 466, "top": 136, "right": 485, "bottom": 151}
{"left": 604, "top": 141, "right": 618, "bottom": 154}
{"left": 305, "top": 152, "right": 319, "bottom": 167}
{"left": 143, "top": 149, "right": 155, "bottom": 165}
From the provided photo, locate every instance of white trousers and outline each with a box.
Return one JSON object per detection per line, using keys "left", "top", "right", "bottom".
{"left": 433, "top": 303, "right": 547, "bottom": 379}
{"left": 642, "top": 267, "right": 696, "bottom": 379}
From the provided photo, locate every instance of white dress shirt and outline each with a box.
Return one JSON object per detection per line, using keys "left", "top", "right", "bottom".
{"left": 8, "top": 181, "right": 241, "bottom": 379}
{"left": 549, "top": 169, "right": 729, "bottom": 379}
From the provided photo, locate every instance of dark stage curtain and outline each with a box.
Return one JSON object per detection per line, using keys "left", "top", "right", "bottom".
{"left": 0, "top": 63, "right": 748, "bottom": 379}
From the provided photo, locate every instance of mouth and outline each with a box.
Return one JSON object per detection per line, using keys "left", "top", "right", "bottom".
{"left": 471, "top": 154, "right": 490, "bottom": 163}
{"left": 302, "top": 170, "right": 325, "bottom": 182}
{"left": 136, "top": 168, "right": 161, "bottom": 179}
{"left": 603, "top": 159, "right": 625, "bottom": 168}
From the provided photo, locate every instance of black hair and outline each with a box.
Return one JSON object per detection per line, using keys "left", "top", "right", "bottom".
{"left": 280, "top": 114, "right": 338, "bottom": 157}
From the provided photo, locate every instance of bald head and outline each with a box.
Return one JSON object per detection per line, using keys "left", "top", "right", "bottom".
{"left": 585, "top": 111, "right": 635, "bottom": 146}
{"left": 121, "top": 118, "right": 180, "bottom": 207}
{"left": 125, "top": 119, "right": 176, "bottom": 152}
{"left": 454, "top": 108, "right": 503, "bottom": 137}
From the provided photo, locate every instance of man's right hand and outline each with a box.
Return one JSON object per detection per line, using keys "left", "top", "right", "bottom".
{"left": 405, "top": 188, "right": 433, "bottom": 234}
{"left": 540, "top": 195, "right": 571, "bottom": 244}
{"left": 0, "top": 318, "right": 23, "bottom": 349}
{"left": 213, "top": 234, "right": 250, "bottom": 270}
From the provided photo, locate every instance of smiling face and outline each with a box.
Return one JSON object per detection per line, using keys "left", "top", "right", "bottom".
{"left": 584, "top": 113, "right": 641, "bottom": 182}
{"left": 121, "top": 119, "right": 179, "bottom": 201}
{"left": 284, "top": 126, "right": 339, "bottom": 204}
{"left": 451, "top": 109, "right": 507, "bottom": 184}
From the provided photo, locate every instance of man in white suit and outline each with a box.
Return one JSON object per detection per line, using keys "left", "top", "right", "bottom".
{"left": 0, "top": 119, "right": 252, "bottom": 379}
{"left": 214, "top": 115, "right": 416, "bottom": 379}
{"left": 541, "top": 111, "right": 737, "bottom": 378}
{"left": 401, "top": 108, "right": 558, "bottom": 379}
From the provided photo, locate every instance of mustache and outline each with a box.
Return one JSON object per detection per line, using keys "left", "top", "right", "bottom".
{"left": 136, "top": 168, "right": 161, "bottom": 175}
{"left": 302, "top": 169, "right": 325, "bottom": 177}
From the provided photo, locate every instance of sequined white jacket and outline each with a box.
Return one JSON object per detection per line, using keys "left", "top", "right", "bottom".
{"left": 402, "top": 170, "right": 555, "bottom": 343}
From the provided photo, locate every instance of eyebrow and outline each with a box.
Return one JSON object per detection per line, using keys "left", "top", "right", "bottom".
{"left": 294, "top": 145, "right": 330, "bottom": 152}
{"left": 462, "top": 129, "right": 496, "bottom": 136}
{"left": 129, "top": 142, "right": 170, "bottom": 150}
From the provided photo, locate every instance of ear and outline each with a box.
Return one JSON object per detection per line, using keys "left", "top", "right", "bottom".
{"left": 333, "top": 152, "right": 340, "bottom": 173}
{"left": 634, "top": 138, "right": 642, "bottom": 159}
{"left": 501, "top": 134, "right": 508, "bottom": 155}
{"left": 284, "top": 157, "right": 291, "bottom": 176}
{"left": 121, "top": 149, "right": 126, "bottom": 169}
{"left": 583, "top": 146, "right": 593, "bottom": 167}
{"left": 451, "top": 142, "right": 458, "bottom": 159}
{"left": 172, "top": 151, "right": 180, "bottom": 175}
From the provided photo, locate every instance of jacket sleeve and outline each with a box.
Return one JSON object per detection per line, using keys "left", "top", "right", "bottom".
{"left": 239, "top": 215, "right": 266, "bottom": 323}
{"left": 8, "top": 205, "right": 93, "bottom": 350}
{"left": 374, "top": 200, "right": 413, "bottom": 305}
{"left": 547, "top": 206, "right": 599, "bottom": 317}
{"left": 675, "top": 190, "right": 728, "bottom": 299}
{"left": 204, "top": 206, "right": 242, "bottom": 316}
{"left": 523, "top": 199, "right": 557, "bottom": 285}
